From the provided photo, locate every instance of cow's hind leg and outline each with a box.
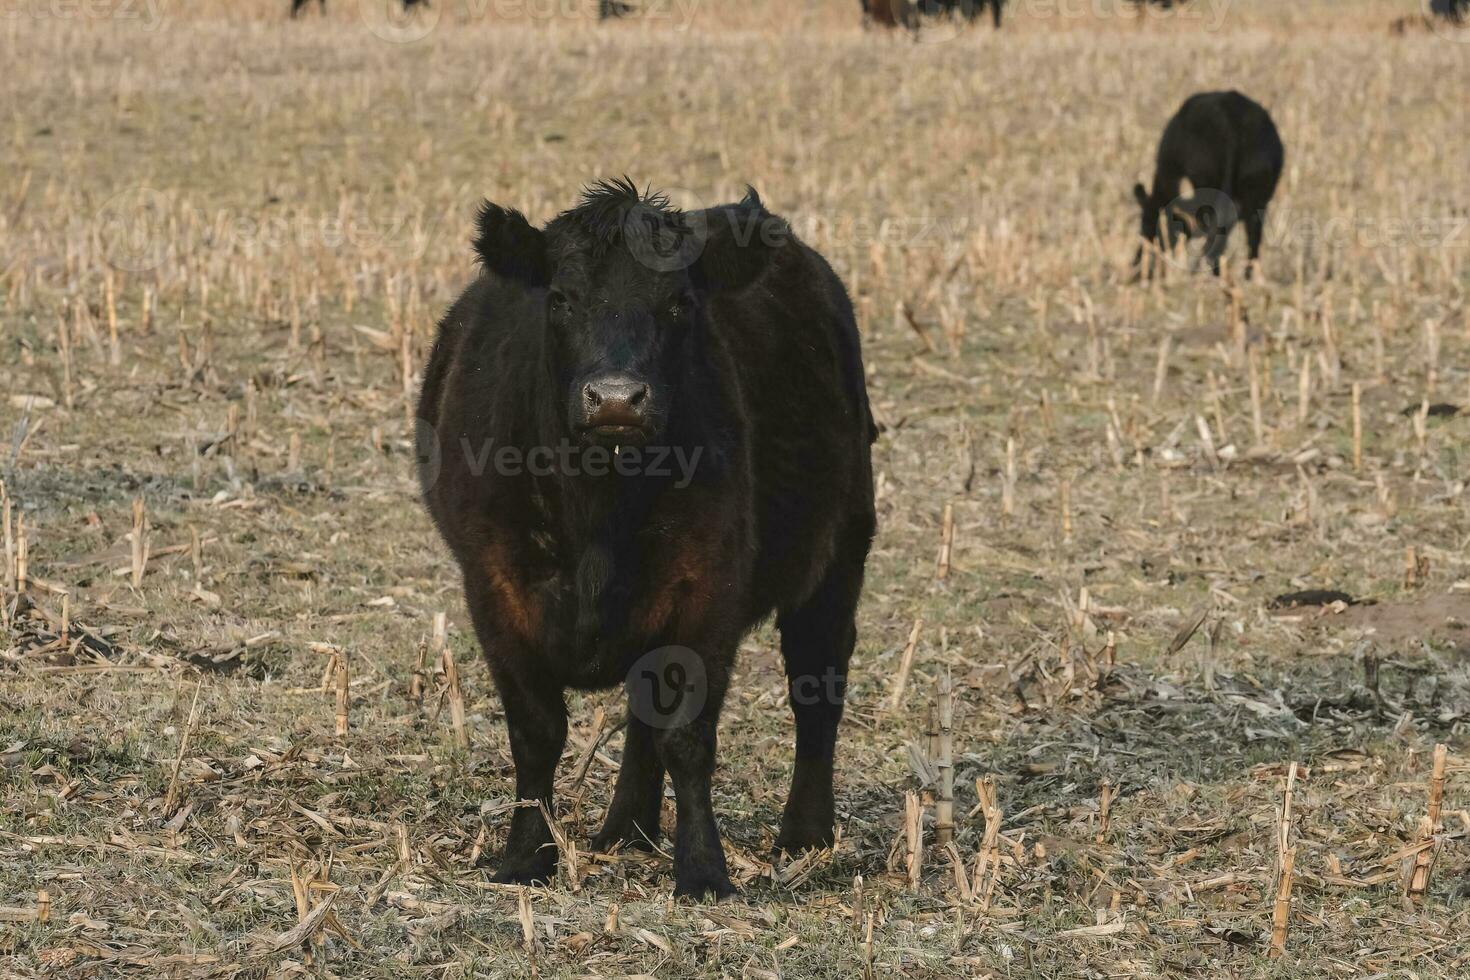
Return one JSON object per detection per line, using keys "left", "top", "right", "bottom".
{"left": 591, "top": 715, "right": 665, "bottom": 852}
{"left": 774, "top": 519, "right": 872, "bottom": 853}
{"left": 1244, "top": 209, "right": 1265, "bottom": 280}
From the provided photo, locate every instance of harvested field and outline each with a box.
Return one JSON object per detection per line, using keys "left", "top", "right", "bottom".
{"left": 1, "top": 0, "right": 1468, "bottom": 975}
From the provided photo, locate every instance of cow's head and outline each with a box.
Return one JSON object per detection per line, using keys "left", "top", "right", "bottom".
{"left": 1132, "top": 182, "right": 1197, "bottom": 252}
{"left": 1133, "top": 182, "right": 1236, "bottom": 276}
{"left": 473, "top": 179, "right": 787, "bottom": 448}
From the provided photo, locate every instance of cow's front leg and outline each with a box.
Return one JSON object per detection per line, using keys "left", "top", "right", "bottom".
{"left": 461, "top": 568, "right": 567, "bottom": 883}
{"left": 637, "top": 645, "right": 734, "bottom": 899}
{"left": 487, "top": 662, "right": 568, "bottom": 883}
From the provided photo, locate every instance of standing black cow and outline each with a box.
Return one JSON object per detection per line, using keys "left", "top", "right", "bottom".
{"left": 918, "top": 0, "right": 1005, "bottom": 27}
{"left": 1133, "top": 90, "right": 1284, "bottom": 278}
{"left": 861, "top": 0, "right": 916, "bottom": 28}
{"left": 864, "top": 0, "right": 1004, "bottom": 29}
{"left": 1431, "top": 0, "right": 1469, "bottom": 22}
{"left": 417, "top": 180, "right": 877, "bottom": 898}
{"left": 292, "top": 0, "right": 427, "bottom": 16}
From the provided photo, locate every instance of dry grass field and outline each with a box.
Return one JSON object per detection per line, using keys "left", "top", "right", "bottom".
{"left": 2, "top": 0, "right": 1469, "bottom": 975}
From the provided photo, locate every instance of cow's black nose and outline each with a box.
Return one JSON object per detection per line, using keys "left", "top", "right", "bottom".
{"left": 583, "top": 377, "right": 650, "bottom": 428}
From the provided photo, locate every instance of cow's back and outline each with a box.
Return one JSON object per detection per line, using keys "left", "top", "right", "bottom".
{"left": 1163, "top": 91, "right": 1283, "bottom": 190}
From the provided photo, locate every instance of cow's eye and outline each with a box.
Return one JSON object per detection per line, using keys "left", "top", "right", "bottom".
{"left": 548, "top": 291, "right": 571, "bottom": 321}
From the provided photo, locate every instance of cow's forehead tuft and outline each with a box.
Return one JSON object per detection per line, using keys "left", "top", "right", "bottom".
{"left": 547, "top": 178, "right": 686, "bottom": 259}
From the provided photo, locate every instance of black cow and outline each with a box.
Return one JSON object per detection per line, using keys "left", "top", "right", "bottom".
{"left": 1431, "top": 0, "right": 1469, "bottom": 22}
{"left": 917, "top": 0, "right": 1005, "bottom": 27}
{"left": 1133, "top": 90, "right": 1284, "bottom": 278}
{"left": 417, "top": 179, "right": 877, "bottom": 898}
{"left": 292, "top": 0, "right": 427, "bottom": 16}
{"left": 599, "top": 0, "right": 636, "bottom": 18}
{"left": 861, "top": 0, "right": 916, "bottom": 28}
{"left": 863, "top": 0, "right": 1004, "bottom": 29}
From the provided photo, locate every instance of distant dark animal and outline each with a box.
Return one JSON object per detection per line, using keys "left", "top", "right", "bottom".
{"left": 418, "top": 179, "right": 877, "bottom": 898}
{"left": 916, "top": 0, "right": 1005, "bottom": 27}
{"left": 863, "top": 0, "right": 1004, "bottom": 29}
{"left": 1431, "top": 0, "right": 1469, "bottom": 21}
{"left": 861, "top": 0, "right": 916, "bottom": 28}
{"left": 293, "top": 0, "right": 427, "bottom": 16}
{"left": 1269, "top": 590, "right": 1358, "bottom": 610}
{"left": 1133, "top": 90, "right": 1284, "bottom": 278}
{"left": 599, "top": 0, "right": 636, "bottom": 18}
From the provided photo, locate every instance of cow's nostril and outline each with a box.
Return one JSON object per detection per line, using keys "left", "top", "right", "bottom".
{"left": 629, "top": 385, "right": 648, "bottom": 409}
{"left": 584, "top": 384, "right": 602, "bottom": 407}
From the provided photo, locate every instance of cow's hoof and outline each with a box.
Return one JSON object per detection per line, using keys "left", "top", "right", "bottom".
{"left": 673, "top": 869, "right": 736, "bottom": 901}
{"left": 773, "top": 821, "right": 834, "bottom": 856}
{"left": 490, "top": 852, "right": 556, "bottom": 885}
{"left": 590, "top": 825, "right": 659, "bottom": 854}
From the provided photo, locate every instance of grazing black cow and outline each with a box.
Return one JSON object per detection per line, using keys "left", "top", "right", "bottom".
{"left": 1133, "top": 90, "right": 1284, "bottom": 278}
{"left": 417, "top": 179, "right": 877, "bottom": 898}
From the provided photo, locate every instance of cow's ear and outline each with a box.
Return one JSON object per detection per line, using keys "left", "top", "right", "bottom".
{"left": 1133, "top": 183, "right": 1149, "bottom": 208}
{"left": 691, "top": 188, "right": 789, "bottom": 294}
{"left": 473, "top": 202, "right": 550, "bottom": 287}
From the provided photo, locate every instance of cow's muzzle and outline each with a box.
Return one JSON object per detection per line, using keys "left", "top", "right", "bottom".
{"left": 578, "top": 375, "right": 652, "bottom": 445}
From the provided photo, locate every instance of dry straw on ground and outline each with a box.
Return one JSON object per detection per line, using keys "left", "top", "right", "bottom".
{"left": 2, "top": 0, "right": 1468, "bottom": 976}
